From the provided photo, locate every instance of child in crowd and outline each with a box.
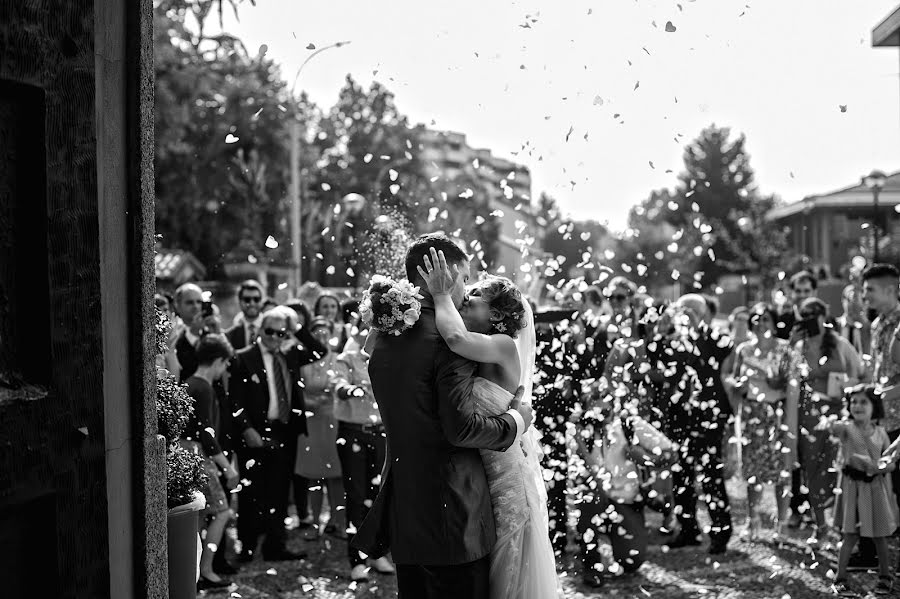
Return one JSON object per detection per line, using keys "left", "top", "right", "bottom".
{"left": 829, "top": 385, "right": 896, "bottom": 597}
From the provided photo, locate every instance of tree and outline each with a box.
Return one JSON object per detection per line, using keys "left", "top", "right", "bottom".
{"left": 537, "top": 193, "right": 610, "bottom": 287}
{"left": 154, "top": 0, "right": 302, "bottom": 276}
{"left": 616, "top": 124, "right": 793, "bottom": 291}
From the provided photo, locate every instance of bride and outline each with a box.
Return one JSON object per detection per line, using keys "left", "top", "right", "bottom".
{"left": 417, "top": 248, "right": 560, "bottom": 599}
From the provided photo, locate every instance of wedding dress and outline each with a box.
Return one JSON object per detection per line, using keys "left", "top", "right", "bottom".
{"left": 473, "top": 301, "right": 560, "bottom": 598}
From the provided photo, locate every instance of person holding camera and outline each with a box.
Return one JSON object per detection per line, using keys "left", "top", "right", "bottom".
{"left": 787, "top": 298, "right": 865, "bottom": 543}
{"left": 172, "top": 282, "right": 222, "bottom": 381}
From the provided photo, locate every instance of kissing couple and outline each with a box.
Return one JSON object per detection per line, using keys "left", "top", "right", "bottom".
{"left": 353, "top": 233, "right": 560, "bottom": 599}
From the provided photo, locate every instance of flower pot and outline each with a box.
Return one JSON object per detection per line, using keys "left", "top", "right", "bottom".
{"left": 167, "top": 492, "right": 206, "bottom": 599}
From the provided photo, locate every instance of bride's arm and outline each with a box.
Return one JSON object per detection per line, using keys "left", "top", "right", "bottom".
{"left": 419, "top": 248, "right": 514, "bottom": 365}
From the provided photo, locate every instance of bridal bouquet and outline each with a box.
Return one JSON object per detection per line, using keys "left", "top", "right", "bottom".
{"left": 360, "top": 274, "right": 424, "bottom": 336}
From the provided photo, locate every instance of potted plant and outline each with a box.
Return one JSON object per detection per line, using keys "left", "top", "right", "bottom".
{"left": 156, "top": 308, "right": 208, "bottom": 599}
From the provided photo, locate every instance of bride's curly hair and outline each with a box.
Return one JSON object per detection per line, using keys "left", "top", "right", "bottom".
{"left": 479, "top": 276, "right": 528, "bottom": 338}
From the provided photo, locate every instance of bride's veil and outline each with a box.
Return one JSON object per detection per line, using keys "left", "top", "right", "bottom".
{"left": 514, "top": 297, "right": 550, "bottom": 519}
{"left": 515, "top": 298, "right": 537, "bottom": 409}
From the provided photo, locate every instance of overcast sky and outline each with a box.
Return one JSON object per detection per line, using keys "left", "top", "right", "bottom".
{"left": 217, "top": 0, "right": 900, "bottom": 230}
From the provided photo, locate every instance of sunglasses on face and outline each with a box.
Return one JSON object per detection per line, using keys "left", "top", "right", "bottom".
{"left": 241, "top": 296, "right": 263, "bottom": 304}
{"left": 264, "top": 327, "right": 288, "bottom": 338}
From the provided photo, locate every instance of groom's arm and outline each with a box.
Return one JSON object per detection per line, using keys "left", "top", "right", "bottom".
{"left": 435, "top": 347, "right": 522, "bottom": 452}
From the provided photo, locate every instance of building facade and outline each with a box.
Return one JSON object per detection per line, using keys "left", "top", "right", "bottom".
{"left": 418, "top": 128, "right": 547, "bottom": 285}
{"left": 766, "top": 171, "right": 900, "bottom": 277}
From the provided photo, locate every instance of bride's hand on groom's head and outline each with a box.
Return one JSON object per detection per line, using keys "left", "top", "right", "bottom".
{"left": 417, "top": 248, "right": 459, "bottom": 296}
{"left": 509, "top": 386, "right": 533, "bottom": 431}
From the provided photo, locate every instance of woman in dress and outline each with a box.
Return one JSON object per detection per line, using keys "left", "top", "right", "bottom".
{"left": 725, "top": 303, "right": 793, "bottom": 538}
{"left": 295, "top": 317, "right": 346, "bottom": 538}
{"left": 787, "top": 298, "right": 865, "bottom": 542}
{"left": 418, "top": 248, "right": 560, "bottom": 599}
{"left": 314, "top": 293, "right": 347, "bottom": 352}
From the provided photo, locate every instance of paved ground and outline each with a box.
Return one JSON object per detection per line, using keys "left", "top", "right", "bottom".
{"left": 200, "top": 479, "right": 899, "bottom": 598}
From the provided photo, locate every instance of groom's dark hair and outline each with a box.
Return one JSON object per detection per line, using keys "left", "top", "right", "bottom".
{"left": 405, "top": 233, "right": 469, "bottom": 283}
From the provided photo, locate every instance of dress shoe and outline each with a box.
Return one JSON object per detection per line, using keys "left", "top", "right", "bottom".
{"left": 370, "top": 556, "right": 396, "bottom": 575}
{"left": 197, "top": 575, "right": 232, "bottom": 591}
{"left": 263, "top": 548, "right": 307, "bottom": 561}
{"left": 350, "top": 564, "right": 370, "bottom": 582}
{"left": 666, "top": 531, "right": 702, "bottom": 549}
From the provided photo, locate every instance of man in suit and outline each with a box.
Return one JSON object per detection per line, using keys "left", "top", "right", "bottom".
{"left": 226, "top": 280, "right": 266, "bottom": 351}
{"left": 353, "top": 233, "right": 534, "bottom": 599}
{"left": 229, "top": 305, "right": 328, "bottom": 562}
{"left": 172, "top": 283, "right": 222, "bottom": 381}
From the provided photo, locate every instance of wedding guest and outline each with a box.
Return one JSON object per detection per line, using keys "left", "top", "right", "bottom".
{"left": 230, "top": 306, "right": 327, "bottom": 562}
{"left": 829, "top": 385, "right": 895, "bottom": 596}
{"left": 662, "top": 294, "right": 734, "bottom": 555}
{"left": 725, "top": 303, "right": 793, "bottom": 539}
{"left": 295, "top": 317, "right": 346, "bottom": 539}
{"left": 314, "top": 293, "right": 347, "bottom": 351}
{"left": 226, "top": 280, "right": 266, "bottom": 351}
{"left": 180, "top": 334, "right": 240, "bottom": 590}
{"left": 787, "top": 298, "right": 865, "bottom": 542}
{"left": 334, "top": 325, "right": 395, "bottom": 581}
{"left": 341, "top": 299, "right": 362, "bottom": 352}
{"left": 777, "top": 271, "right": 818, "bottom": 341}
{"left": 172, "top": 283, "right": 222, "bottom": 381}
{"left": 728, "top": 306, "right": 753, "bottom": 348}
{"left": 849, "top": 264, "right": 900, "bottom": 571}
{"left": 284, "top": 298, "right": 314, "bottom": 528}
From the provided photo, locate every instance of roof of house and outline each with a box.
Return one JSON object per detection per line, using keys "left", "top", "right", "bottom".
{"left": 154, "top": 249, "right": 206, "bottom": 282}
{"left": 766, "top": 170, "right": 900, "bottom": 221}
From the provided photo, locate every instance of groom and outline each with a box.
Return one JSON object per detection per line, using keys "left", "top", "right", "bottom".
{"left": 353, "top": 233, "right": 534, "bottom": 598}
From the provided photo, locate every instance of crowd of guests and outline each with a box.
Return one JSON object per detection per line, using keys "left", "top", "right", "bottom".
{"left": 532, "top": 265, "right": 900, "bottom": 596}
{"left": 155, "top": 261, "right": 900, "bottom": 596}
{"left": 155, "top": 280, "right": 392, "bottom": 590}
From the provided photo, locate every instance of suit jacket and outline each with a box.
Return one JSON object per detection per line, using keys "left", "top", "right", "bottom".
{"left": 228, "top": 326, "right": 328, "bottom": 441}
{"left": 174, "top": 330, "right": 199, "bottom": 382}
{"left": 352, "top": 305, "right": 518, "bottom": 566}
{"left": 225, "top": 323, "right": 250, "bottom": 351}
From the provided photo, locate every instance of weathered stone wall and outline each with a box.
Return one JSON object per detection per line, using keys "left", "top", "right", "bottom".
{"left": 0, "top": 1, "right": 118, "bottom": 597}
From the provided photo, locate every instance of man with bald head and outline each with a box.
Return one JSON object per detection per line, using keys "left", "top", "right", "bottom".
{"left": 658, "top": 293, "right": 735, "bottom": 555}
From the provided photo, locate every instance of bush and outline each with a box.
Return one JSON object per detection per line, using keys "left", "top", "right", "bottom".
{"left": 156, "top": 306, "right": 206, "bottom": 508}
{"left": 166, "top": 444, "right": 208, "bottom": 509}
{"left": 156, "top": 373, "right": 193, "bottom": 446}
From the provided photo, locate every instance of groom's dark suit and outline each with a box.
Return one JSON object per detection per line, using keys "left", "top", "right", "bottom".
{"left": 353, "top": 303, "right": 520, "bottom": 598}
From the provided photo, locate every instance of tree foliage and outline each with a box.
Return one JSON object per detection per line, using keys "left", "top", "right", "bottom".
{"left": 615, "top": 124, "right": 793, "bottom": 291}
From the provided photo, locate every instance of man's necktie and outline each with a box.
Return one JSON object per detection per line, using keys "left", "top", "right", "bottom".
{"left": 273, "top": 352, "right": 291, "bottom": 423}
{"left": 247, "top": 323, "right": 257, "bottom": 345}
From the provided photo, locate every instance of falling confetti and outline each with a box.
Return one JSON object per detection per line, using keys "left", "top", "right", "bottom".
{"left": 665, "top": 21, "right": 677, "bottom": 32}
{"left": 264, "top": 235, "right": 278, "bottom": 249}
{"left": 225, "top": 134, "right": 239, "bottom": 144}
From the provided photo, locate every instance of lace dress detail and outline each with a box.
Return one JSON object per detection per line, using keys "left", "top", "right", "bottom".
{"left": 473, "top": 377, "right": 560, "bottom": 599}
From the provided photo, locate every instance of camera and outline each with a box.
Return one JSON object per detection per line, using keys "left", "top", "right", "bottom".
{"left": 201, "top": 300, "right": 214, "bottom": 318}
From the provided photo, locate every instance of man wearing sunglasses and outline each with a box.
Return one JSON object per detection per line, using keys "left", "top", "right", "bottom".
{"left": 229, "top": 305, "right": 329, "bottom": 563}
{"left": 226, "top": 279, "right": 267, "bottom": 351}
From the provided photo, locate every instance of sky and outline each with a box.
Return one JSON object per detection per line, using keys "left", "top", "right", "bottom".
{"left": 216, "top": 0, "right": 900, "bottom": 230}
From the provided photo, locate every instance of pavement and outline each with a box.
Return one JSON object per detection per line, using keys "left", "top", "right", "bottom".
{"left": 199, "top": 479, "right": 899, "bottom": 598}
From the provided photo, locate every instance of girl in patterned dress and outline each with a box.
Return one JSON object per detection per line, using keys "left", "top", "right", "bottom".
{"left": 830, "top": 385, "right": 896, "bottom": 597}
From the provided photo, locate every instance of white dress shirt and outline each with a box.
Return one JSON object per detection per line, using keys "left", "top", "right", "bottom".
{"left": 258, "top": 340, "right": 290, "bottom": 421}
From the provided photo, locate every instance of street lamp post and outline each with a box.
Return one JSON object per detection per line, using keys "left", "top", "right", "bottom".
{"left": 863, "top": 169, "right": 888, "bottom": 263}
{"left": 288, "top": 40, "right": 351, "bottom": 295}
